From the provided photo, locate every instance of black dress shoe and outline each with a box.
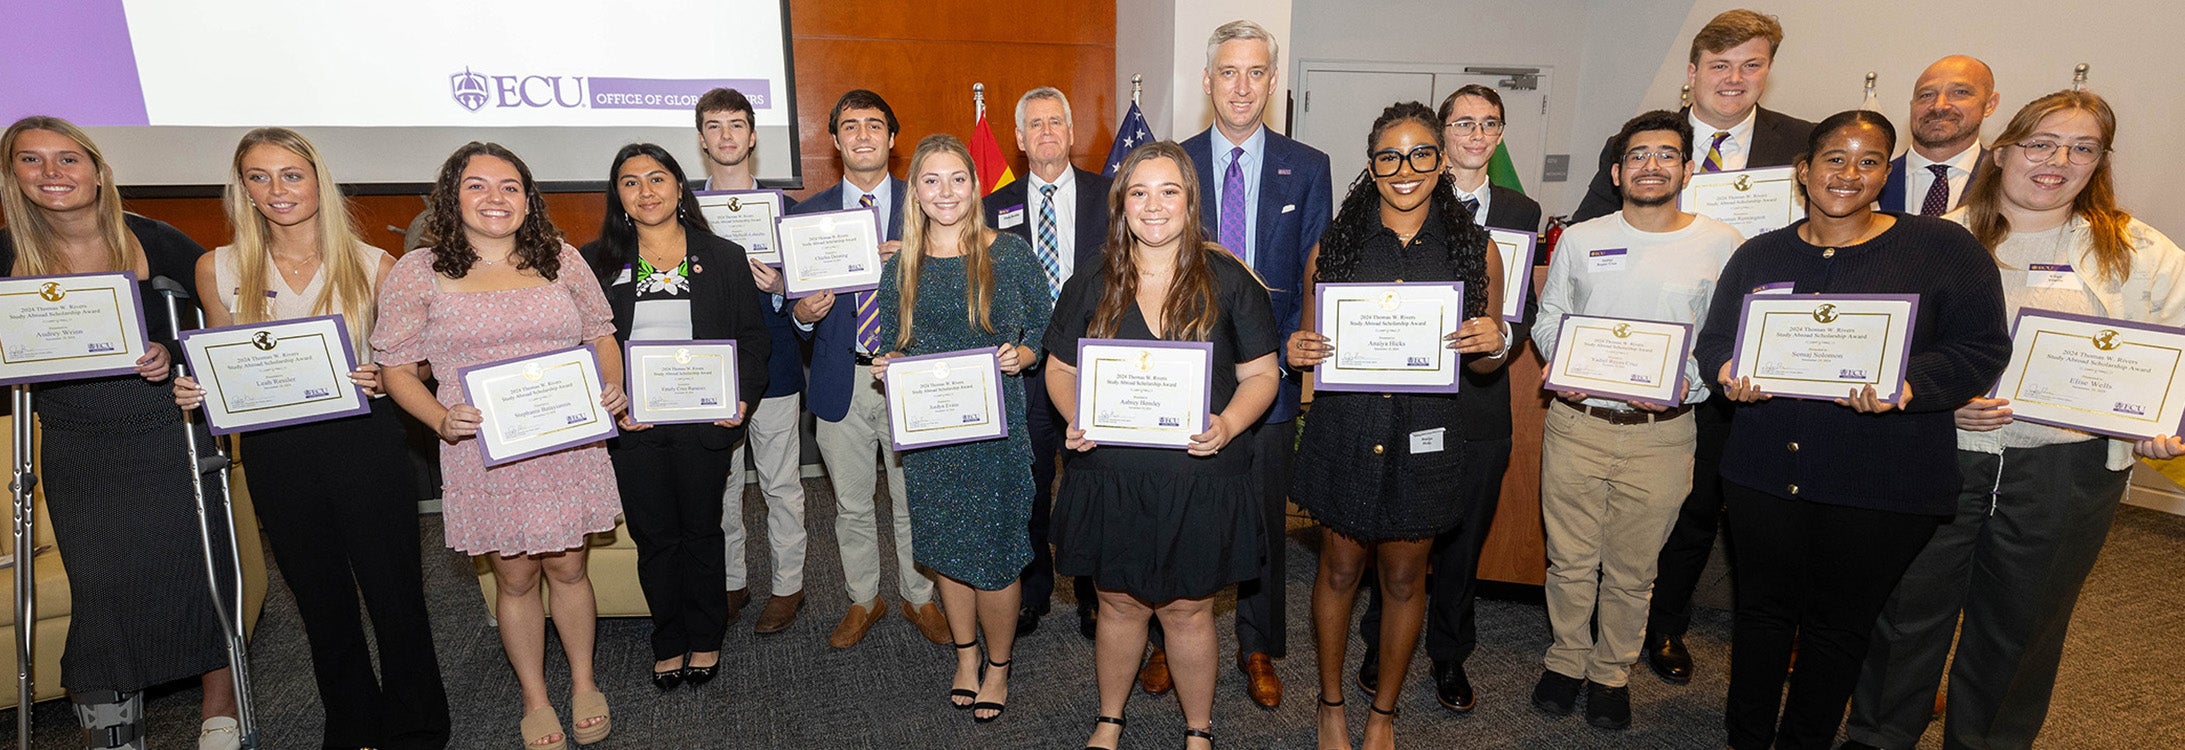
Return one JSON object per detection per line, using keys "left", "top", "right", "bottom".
{"left": 1356, "top": 644, "right": 1380, "bottom": 697}
{"left": 1431, "top": 660, "right": 1475, "bottom": 712}
{"left": 1016, "top": 601, "right": 1049, "bottom": 637}
{"left": 1076, "top": 606, "right": 1098, "bottom": 641}
{"left": 1531, "top": 670, "right": 1582, "bottom": 716}
{"left": 1837, "top": 741, "right": 1884, "bottom": 750}
{"left": 1584, "top": 683, "right": 1630, "bottom": 730}
{"left": 1647, "top": 635, "right": 1693, "bottom": 685}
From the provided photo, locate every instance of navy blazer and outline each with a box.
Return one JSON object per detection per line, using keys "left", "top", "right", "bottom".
{"left": 983, "top": 167, "right": 1113, "bottom": 274}
{"left": 1878, "top": 149, "right": 1991, "bottom": 215}
{"left": 791, "top": 178, "right": 908, "bottom": 423}
{"left": 1181, "top": 127, "right": 1333, "bottom": 423}
{"left": 579, "top": 230, "right": 773, "bottom": 450}
{"left": 1572, "top": 106, "right": 1815, "bottom": 223}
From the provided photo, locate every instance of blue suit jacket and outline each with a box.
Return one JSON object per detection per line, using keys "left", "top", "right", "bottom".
{"left": 791, "top": 178, "right": 907, "bottom": 422}
{"left": 1879, "top": 149, "right": 1991, "bottom": 215}
{"left": 1181, "top": 127, "right": 1333, "bottom": 423}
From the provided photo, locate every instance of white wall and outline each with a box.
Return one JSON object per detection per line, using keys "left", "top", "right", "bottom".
{"left": 1115, "top": 0, "right": 1178, "bottom": 136}
{"left": 1112, "top": 0, "right": 1294, "bottom": 142}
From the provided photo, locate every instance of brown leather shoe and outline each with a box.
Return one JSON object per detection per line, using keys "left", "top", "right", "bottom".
{"left": 1240, "top": 651, "right": 1283, "bottom": 709}
{"left": 828, "top": 598, "right": 886, "bottom": 649}
{"left": 902, "top": 600, "right": 952, "bottom": 645}
{"left": 753, "top": 590, "right": 804, "bottom": 634}
{"left": 1138, "top": 647, "right": 1174, "bottom": 695}
{"left": 724, "top": 588, "right": 751, "bottom": 625}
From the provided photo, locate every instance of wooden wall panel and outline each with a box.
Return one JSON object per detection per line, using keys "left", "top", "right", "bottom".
{"left": 1475, "top": 267, "right": 1553, "bottom": 586}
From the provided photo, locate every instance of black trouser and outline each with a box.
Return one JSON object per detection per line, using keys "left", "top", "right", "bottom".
{"left": 1645, "top": 397, "right": 1733, "bottom": 641}
{"left": 1359, "top": 437, "right": 1512, "bottom": 663}
{"left": 1150, "top": 418, "right": 1288, "bottom": 657}
{"left": 610, "top": 423, "right": 735, "bottom": 660}
{"left": 1722, "top": 482, "right": 1942, "bottom": 750}
{"left": 243, "top": 399, "right": 450, "bottom": 750}
{"left": 1021, "top": 364, "right": 1096, "bottom": 610}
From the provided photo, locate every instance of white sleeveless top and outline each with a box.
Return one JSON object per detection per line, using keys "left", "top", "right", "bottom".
{"left": 213, "top": 243, "right": 393, "bottom": 362}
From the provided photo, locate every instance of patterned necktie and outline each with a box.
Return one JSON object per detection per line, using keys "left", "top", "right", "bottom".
{"left": 1702, "top": 131, "right": 1731, "bottom": 172}
{"left": 1219, "top": 146, "right": 1248, "bottom": 259}
{"left": 1036, "top": 184, "right": 1063, "bottom": 300}
{"left": 855, "top": 192, "right": 881, "bottom": 352}
{"left": 1460, "top": 196, "right": 1481, "bottom": 222}
{"left": 1920, "top": 164, "right": 1953, "bottom": 216}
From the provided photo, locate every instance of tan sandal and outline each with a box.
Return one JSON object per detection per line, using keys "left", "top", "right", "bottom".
{"left": 570, "top": 690, "right": 611, "bottom": 745}
{"left": 520, "top": 705, "right": 565, "bottom": 750}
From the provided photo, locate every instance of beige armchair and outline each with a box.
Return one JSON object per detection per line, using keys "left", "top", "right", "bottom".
{"left": 473, "top": 515, "right": 648, "bottom": 619}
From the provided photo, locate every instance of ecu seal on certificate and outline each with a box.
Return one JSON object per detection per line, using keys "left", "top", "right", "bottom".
{"left": 459, "top": 345, "right": 616, "bottom": 467}
{"left": 1730, "top": 293, "right": 1917, "bottom": 401}
{"left": 1314, "top": 282, "right": 1463, "bottom": 394}
{"left": 1487, "top": 229, "right": 1537, "bottom": 322}
{"left": 1076, "top": 339, "right": 1212, "bottom": 449}
{"left": 777, "top": 208, "right": 884, "bottom": 297}
{"left": 1680, "top": 166, "right": 1797, "bottom": 239}
{"left": 1991, "top": 308, "right": 2185, "bottom": 440}
{"left": 884, "top": 348, "right": 1007, "bottom": 451}
{"left": 1541, "top": 314, "right": 1693, "bottom": 407}
{"left": 695, "top": 189, "right": 786, "bottom": 265}
{"left": 179, "top": 314, "right": 369, "bottom": 435}
{"left": 0, "top": 272, "right": 148, "bottom": 385}
{"left": 625, "top": 340, "right": 740, "bottom": 425}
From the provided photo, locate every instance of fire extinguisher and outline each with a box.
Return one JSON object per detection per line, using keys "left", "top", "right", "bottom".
{"left": 1539, "top": 215, "right": 1570, "bottom": 265}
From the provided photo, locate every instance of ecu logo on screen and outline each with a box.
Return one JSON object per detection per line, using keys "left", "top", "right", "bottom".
{"left": 451, "top": 68, "right": 491, "bottom": 112}
{"left": 448, "top": 67, "right": 592, "bottom": 112}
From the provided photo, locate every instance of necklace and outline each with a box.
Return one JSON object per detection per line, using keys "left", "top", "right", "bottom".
{"left": 272, "top": 254, "right": 319, "bottom": 276}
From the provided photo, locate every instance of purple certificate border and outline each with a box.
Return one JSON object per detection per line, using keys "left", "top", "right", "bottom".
{"left": 777, "top": 207, "right": 882, "bottom": 298}
{"left": 179, "top": 313, "right": 369, "bottom": 436}
{"left": 0, "top": 271, "right": 149, "bottom": 385}
{"left": 1312, "top": 282, "right": 1463, "bottom": 394}
{"left": 1987, "top": 307, "right": 2185, "bottom": 440}
{"left": 1075, "top": 338, "right": 1215, "bottom": 450}
{"left": 1488, "top": 229, "right": 1537, "bottom": 323}
{"left": 1729, "top": 292, "right": 1921, "bottom": 403}
{"left": 459, "top": 345, "right": 618, "bottom": 468}
{"left": 624, "top": 339, "right": 741, "bottom": 426}
{"left": 1540, "top": 313, "right": 1694, "bottom": 409}
{"left": 694, "top": 189, "right": 787, "bottom": 266}
{"left": 885, "top": 348, "right": 1009, "bottom": 452}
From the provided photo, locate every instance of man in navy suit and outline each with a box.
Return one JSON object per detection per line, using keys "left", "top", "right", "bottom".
{"left": 1142, "top": 19, "right": 1330, "bottom": 710}
{"left": 981, "top": 86, "right": 1113, "bottom": 640}
{"left": 1877, "top": 56, "right": 1998, "bottom": 216}
{"left": 788, "top": 89, "right": 950, "bottom": 650}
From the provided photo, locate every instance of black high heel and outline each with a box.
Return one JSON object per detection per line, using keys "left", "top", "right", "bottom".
{"left": 651, "top": 652, "right": 688, "bottom": 692}
{"left": 683, "top": 650, "right": 719, "bottom": 687}
{"left": 1184, "top": 723, "right": 1215, "bottom": 747}
{"left": 948, "top": 641, "right": 979, "bottom": 709}
{"left": 971, "top": 658, "right": 1011, "bottom": 723}
{"left": 1084, "top": 715, "right": 1126, "bottom": 750}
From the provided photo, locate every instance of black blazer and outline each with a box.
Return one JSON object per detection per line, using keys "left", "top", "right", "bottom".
{"left": 983, "top": 167, "right": 1112, "bottom": 273}
{"left": 580, "top": 230, "right": 772, "bottom": 449}
{"left": 1572, "top": 106, "right": 1816, "bottom": 223}
{"left": 1482, "top": 185, "right": 1543, "bottom": 235}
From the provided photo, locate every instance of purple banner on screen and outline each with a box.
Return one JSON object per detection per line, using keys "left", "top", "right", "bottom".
{"left": 0, "top": 0, "right": 149, "bottom": 126}
{"left": 587, "top": 78, "right": 773, "bottom": 111}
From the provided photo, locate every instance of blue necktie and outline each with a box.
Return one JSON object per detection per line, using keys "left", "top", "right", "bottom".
{"left": 1036, "top": 184, "right": 1062, "bottom": 300}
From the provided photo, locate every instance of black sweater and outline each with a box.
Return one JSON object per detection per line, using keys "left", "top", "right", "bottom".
{"left": 1693, "top": 214, "right": 2008, "bottom": 516}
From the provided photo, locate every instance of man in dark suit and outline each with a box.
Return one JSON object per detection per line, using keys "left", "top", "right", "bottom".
{"left": 1877, "top": 56, "right": 1998, "bottom": 216}
{"left": 982, "top": 86, "right": 1113, "bottom": 640}
{"left": 1355, "top": 83, "right": 1543, "bottom": 713}
{"left": 788, "top": 89, "right": 950, "bottom": 650}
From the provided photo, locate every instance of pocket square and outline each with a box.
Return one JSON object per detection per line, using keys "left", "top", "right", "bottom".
{"left": 1281, "top": 204, "right": 1296, "bottom": 214}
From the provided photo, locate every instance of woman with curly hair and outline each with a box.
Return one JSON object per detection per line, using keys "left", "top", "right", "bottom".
{"left": 373, "top": 142, "right": 628, "bottom": 749}
{"left": 1283, "top": 101, "right": 1504, "bottom": 750}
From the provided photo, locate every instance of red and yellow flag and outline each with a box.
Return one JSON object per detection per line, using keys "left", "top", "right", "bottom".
{"left": 970, "top": 110, "right": 1016, "bottom": 195}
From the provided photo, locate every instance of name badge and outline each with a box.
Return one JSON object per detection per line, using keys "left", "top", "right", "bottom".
{"left": 1751, "top": 281, "right": 1796, "bottom": 295}
{"left": 1587, "top": 248, "right": 1629, "bottom": 273}
{"left": 2027, "top": 264, "right": 2079, "bottom": 290}
{"left": 998, "top": 206, "right": 1025, "bottom": 228}
{"left": 613, "top": 267, "right": 634, "bottom": 286}
{"left": 1409, "top": 427, "right": 1446, "bottom": 454}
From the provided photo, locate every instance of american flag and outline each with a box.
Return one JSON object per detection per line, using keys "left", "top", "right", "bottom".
{"left": 1103, "top": 101, "right": 1156, "bottom": 177}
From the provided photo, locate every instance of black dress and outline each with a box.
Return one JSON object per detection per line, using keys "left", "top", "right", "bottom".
{"left": 1044, "top": 249, "right": 1279, "bottom": 602}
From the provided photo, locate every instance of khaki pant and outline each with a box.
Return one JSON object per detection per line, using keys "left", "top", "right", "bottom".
{"left": 723, "top": 392, "right": 811, "bottom": 596}
{"left": 812, "top": 367, "right": 932, "bottom": 606}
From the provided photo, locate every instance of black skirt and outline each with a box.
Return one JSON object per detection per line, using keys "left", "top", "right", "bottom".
{"left": 1051, "top": 443, "right": 1265, "bottom": 603}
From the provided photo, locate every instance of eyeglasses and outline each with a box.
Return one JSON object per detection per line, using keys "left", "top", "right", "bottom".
{"left": 1621, "top": 149, "right": 1686, "bottom": 166}
{"left": 2010, "top": 140, "right": 2107, "bottom": 166}
{"left": 1444, "top": 118, "right": 1505, "bottom": 136}
{"left": 1370, "top": 145, "right": 1443, "bottom": 177}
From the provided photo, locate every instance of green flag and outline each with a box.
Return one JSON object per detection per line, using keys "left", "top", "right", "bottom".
{"left": 1486, "top": 142, "right": 1525, "bottom": 194}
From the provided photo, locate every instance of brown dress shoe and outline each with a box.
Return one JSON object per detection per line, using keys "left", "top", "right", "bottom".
{"left": 902, "top": 600, "right": 952, "bottom": 645}
{"left": 828, "top": 598, "right": 887, "bottom": 649}
{"left": 1138, "top": 648, "right": 1174, "bottom": 695}
{"left": 724, "top": 588, "right": 751, "bottom": 625}
{"left": 1240, "top": 651, "right": 1283, "bottom": 709}
{"left": 754, "top": 590, "right": 804, "bottom": 634}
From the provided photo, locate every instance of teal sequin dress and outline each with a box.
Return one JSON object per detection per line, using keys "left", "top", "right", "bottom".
{"left": 876, "top": 233, "right": 1053, "bottom": 590}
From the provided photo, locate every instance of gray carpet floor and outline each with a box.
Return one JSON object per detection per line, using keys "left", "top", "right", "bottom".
{"left": 10, "top": 479, "right": 2183, "bottom": 748}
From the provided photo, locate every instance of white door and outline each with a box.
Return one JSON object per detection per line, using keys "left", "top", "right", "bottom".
{"left": 1293, "top": 62, "right": 1553, "bottom": 210}
{"left": 1430, "top": 71, "right": 1551, "bottom": 195}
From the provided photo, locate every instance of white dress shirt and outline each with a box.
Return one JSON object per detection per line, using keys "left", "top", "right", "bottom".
{"left": 1028, "top": 167, "right": 1079, "bottom": 282}
{"left": 1689, "top": 108, "right": 1758, "bottom": 171}
{"left": 1903, "top": 144, "right": 1983, "bottom": 214}
{"left": 1450, "top": 176, "right": 1494, "bottom": 227}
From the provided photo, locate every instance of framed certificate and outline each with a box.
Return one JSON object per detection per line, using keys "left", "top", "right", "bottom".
{"left": 1076, "top": 339, "right": 1213, "bottom": 449}
{"left": 0, "top": 272, "right": 148, "bottom": 385}
{"left": 1730, "top": 293, "right": 1918, "bottom": 402}
{"left": 1541, "top": 314, "right": 1693, "bottom": 407}
{"left": 884, "top": 348, "right": 1007, "bottom": 451}
{"left": 777, "top": 208, "right": 884, "bottom": 297}
{"left": 1487, "top": 229, "right": 1536, "bottom": 323}
{"left": 1680, "top": 165, "right": 1797, "bottom": 239}
{"left": 625, "top": 340, "right": 741, "bottom": 425}
{"left": 1313, "top": 282, "right": 1463, "bottom": 393}
{"left": 459, "top": 345, "right": 617, "bottom": 467}
{"left": 696, "top": 189, "right": 786, "bottom": 266}
{"left": 1989, "top": 308, "right": 2185, "bottom": 440}
{"left": 178, "top": 314, "right": 368, "bottom": 435}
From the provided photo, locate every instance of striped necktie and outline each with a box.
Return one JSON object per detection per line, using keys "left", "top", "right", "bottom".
{"left": 1035, "top": 184, "right": 1063, "bottom": 300}
{"left": 855, "top": 193, "right": 881, "bottom": 352}
{"left": 1702, "top": 131, "right": 1731, "bottom": 172}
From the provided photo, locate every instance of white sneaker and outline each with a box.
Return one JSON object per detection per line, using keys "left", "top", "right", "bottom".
{"left": 198, "top": 716, "right": 241, "bottom": 750}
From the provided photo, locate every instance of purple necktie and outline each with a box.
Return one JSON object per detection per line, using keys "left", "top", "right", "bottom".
{"left": 1219, "top": 146, "right": 1248, "bottom": 259}
{"left": 855, "top": 193, "right": 881, "bottom": 351}
{"left": 1920, "top": 164, "right": 1952, "bottom": 216}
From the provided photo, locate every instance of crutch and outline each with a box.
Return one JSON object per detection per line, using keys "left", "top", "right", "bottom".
{"left": 151, "top": 276, "right": 259, "bottom": 748}
{"left": 11, "top": 382, "right": 36, "bottom": 750}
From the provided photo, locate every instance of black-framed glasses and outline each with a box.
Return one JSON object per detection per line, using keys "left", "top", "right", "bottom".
{"left": 2009, "top": 139, "right": 2108, "bottom": 166}
{"left": 1444, "top": 118, "right": 1505, "bottom": 136}
{"left": 1621, "top": 148, "right": 1686, "bottom": 166}
{"left": 1370, "top": 145, "right": 1443, "bottom": 177}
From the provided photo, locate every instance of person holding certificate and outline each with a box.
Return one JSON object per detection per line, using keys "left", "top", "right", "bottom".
{"left": 0, "top": 117, "right": 243, "bottom": 749}
{"left": 1043, "top": 141, "right": 1280, "bottom": 750}
{"left": 1281, "top": 101, "right": 1503, "bottom": 749}
{"left": 868, "top": 135, "right": 1052, "bottom": 722}
{"left": 168, "top": 128, "right": 449, "bottom": 749}
{"left": 1694, "top": 110, "right": 2009, "bottom": 750}
{"left": 578, "top": 144, "right": 770, "bottom": 693}
{"left": 1844, "top": 91, "right": 2185, "bottom": 750}
{"left": 373, "top": 142, "right": 627, "bottom": 750}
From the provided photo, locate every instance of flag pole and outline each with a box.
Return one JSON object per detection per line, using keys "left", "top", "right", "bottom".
{"left": 1131, "top": 74, "right": 1142, "bottom": 106}
{"left": 974, "top": 82, "right": 985, "bottom": 119}
{"left": 2072, "top": 63, "right": 2089, "bottom": 91}
{"left": 1864, "top": 72, "right": 1877, "bottom": 100}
